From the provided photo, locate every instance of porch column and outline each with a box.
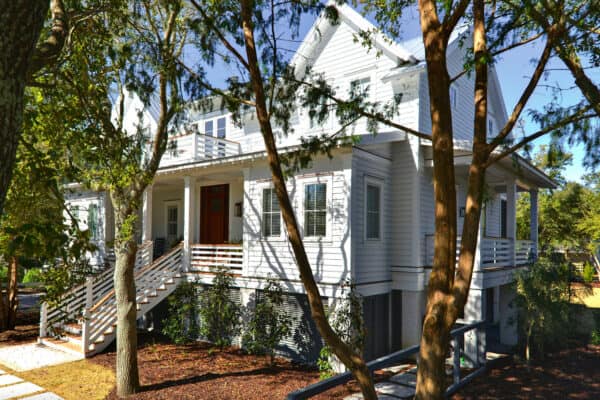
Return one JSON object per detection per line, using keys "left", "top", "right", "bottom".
{"left": 183, "top": 176, "right": 196, "bottom": 271}
{"left": 506, "top": 180, "right": 517, "bottom": 266}
{"left": 142, "top": 184, "right": 153, "bottom": 242}
{"left": 463, "top": 288, "right": 486, "bottom": 367}
{"left": 530, "top": 189, "right": 539, "bottom": 260}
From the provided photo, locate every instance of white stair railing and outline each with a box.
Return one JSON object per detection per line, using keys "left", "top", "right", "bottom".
{"left": 40, "top": 241, "right": 154, "bottom": 339}
{"left": 85, "top": 243, "right": 183, "bottom": 353}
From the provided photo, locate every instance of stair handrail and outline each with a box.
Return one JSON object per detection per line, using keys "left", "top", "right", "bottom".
{"left": 39, "top": 240, "right": 154, "bottom": 338}
{"left": 86, "top": 244, "right": 183, "bottom": 350}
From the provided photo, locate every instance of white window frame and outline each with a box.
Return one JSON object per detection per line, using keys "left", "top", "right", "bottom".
{"left": 261, "top": 186, "right": 283, "bottom": 239}
{"left": 164, "top": 200, "right": 182, "bottom": 240}
{"left": 257, "top": 182, "right": 285, "bottom": 241}
{"left": 364, "top": 176, "right": 383, "bottom": 242}
{"left": 299, "top": 175, "right": 333, "bottom": 242}
{"left": 203, "top": 116, "right": 227, "bottom": 138}
{"left": 349, "top": 76, "right": 372, "bottom": 101}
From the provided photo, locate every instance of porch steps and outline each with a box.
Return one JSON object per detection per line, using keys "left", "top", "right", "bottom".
{"left": 39, "top": 243, "right": 183, "bottom": 357}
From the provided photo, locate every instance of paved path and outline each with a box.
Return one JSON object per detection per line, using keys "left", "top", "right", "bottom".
{"left": 0, "top": 368, "right": 62, "bottom": 400}
{"left": 344, "top": 365, "right": 417, "bottom": 400}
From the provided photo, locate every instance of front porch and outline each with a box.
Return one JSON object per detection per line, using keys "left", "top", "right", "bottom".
{"left": 140, "top": 166, "right": 246, "bottom": 274}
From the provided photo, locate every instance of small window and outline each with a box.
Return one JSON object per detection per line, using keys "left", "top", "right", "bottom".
{"left": 488, "top": 119, "right": 494, "bottom": 135}
{"left": 216, "top": 117, "right": 226, "bottom": 138}
{"left": 350, "top": 77, "right": 371, "bottom": 99}
{"left": 262, "top": 188, "right": 281, "bottom": 237}
{"left": 88, "top": 204, "right": 99, "bottom": 240}
{"left": 167, "top": 205, "right": 178, "bottom": 237}
{"left": 304, "top": 183, "right": 327, "bottom": 237}
{"left": 366, "top": 184, "right": 381, "bottom": 240}
{"left": 204, "top": 120, "right": 214, "bottom": 136}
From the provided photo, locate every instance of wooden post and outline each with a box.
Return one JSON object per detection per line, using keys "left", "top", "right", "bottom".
{"left": 82, "top": 276, "right": 94, "bottom": 355}
{"left": 529, "top": 189, "right": 538, "bottom": 261}
{"left": 452, "top": 336, "right": 461, "bottom": 384}
{"left": 38, "top": 302, "right": 48, "bottom": 340}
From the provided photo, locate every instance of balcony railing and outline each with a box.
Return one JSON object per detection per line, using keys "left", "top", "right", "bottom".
{"left": 425, "top": 235, "right": 535, "bottom": 269}
{"left": 158, "top": 129, "right": 241, "bottom": 167}
{"left": 189, "top": 244, "right": 243, "bottom": 274}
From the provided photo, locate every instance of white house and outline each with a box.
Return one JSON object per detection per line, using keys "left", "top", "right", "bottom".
{"left": 40, "top": 4, "right": 554, "bottom": 363}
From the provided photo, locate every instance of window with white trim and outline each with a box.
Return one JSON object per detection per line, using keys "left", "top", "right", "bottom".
{"left": 304, "top": 183, "right": 327, "bottom": 237}
{"left": 365, "top": 184, "right": 381, "bottom": 240}
{"left": 350, "top": 77, "right": 371, "bottom": 99}
{"left": 450, "top": 86, "right": 458, "bottom": 109}
{"left": 262, "top": 188, "right": 281, "bottom": 237}
{"left": 216, "top": 117, "right": 226, "bottom": 138}
{"left": 167, "top": 205, "right": 178, "bottom": 237}
{"left": 88, "top": 204, "right": 99, "bottom": 240}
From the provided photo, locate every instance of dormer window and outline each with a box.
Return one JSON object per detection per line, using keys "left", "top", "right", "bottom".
{"left": 350, "top": 77, "right": 371, "bottom": 99}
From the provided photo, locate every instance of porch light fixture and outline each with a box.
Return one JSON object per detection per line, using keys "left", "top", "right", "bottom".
{"left": 235, "top": 201, "right": 243, "bottom": 217}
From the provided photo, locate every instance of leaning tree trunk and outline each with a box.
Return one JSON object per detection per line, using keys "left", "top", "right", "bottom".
{"left": 113, "top": 206, "right": 141, "bottom": 397}
{"left": 7, "top": 256, "right": 19, "bottom": 329}
{"left": 0, "top": 1, "right": 49, "bottom": 217}
{"left": 238, "top": 1, "right": 376, "bottom": 398}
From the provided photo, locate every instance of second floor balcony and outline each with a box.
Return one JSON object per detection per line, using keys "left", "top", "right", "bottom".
{"left": 159, "top": 125, "right": 242, "bottom": 168}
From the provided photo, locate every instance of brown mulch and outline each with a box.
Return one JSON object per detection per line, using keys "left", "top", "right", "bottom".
{"left": 453, "top": 345, "right": 600, "bottom": 399}
{"left": 0, "top": 309, "right": 40, "bottom": 346}
{"left": 94, "top": 332, "right": 393, "bottom": 400}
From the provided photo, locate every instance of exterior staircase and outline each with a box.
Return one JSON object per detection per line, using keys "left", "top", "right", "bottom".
{"left": 39, "top": 242, "right": 183, "bottom": 357}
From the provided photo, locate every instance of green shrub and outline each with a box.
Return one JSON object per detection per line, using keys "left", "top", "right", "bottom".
{"left": 199, "top": 267, "right": 241, "bottom": 348}
{"left": 22, "top": 268, "right": 43, "bottom": 284}
{"left": 162, "top": 281, "right": 201, "bottom": 344}
{"left": 514, "top": 257, "right": 571, "bottom": 362}
{"left": 242, "top": 277, "right": 292, "bottom": 366}
{"left": 590, "top": 329, "right": 600, "bottom": 345}
{"left": 317, "top": 283, "right": 365, "bottom": 379}
{"left": 582, "top": 262, "right": 596, "bottom": 283}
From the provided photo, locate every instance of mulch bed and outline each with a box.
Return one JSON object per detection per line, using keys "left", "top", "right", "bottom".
{"left": 93, "top": 332, "right": 392, "bottom": 400}
{"left": 0, "top": 309, "right": 40, "bottom": 346}
{"left": 453, "top": 345, "right": 600, "bottom": 399}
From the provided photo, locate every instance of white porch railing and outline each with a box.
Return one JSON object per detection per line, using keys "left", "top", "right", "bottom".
{"left": 159, "top": 129, "right": 241, "bottom": 167}
{"left": 480, "top": 237, "right": 513, "bottom": 268}
{"left": 190, "top": 244, "right": 243, "bottom": 273}
{"left": 515, "top": 239, "right": 534, "bottom": 265}
{"left": 424, "top": 235, "right": 536, "bottom": 269}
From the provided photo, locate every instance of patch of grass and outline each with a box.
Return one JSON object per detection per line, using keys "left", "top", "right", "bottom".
{"left": 18, "top": 360, "right": 114, "bottom": 400}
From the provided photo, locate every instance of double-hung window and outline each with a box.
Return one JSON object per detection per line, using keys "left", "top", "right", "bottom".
{"left": 304, "top": 183, "right": 327, "bottom": 237}
{"left": 365, "top": 183, "right": 381, "bottom": 240}
{"left": 167, "top": 205, "right": 178, "bottom": 238}
{"left": 350, "top": 77, "right": 371, "bottom": 100}
{"left": 262, "top": 188, "right": 281, "bottom": 237}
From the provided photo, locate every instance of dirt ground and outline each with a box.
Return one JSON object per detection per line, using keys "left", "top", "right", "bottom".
{"left": 0, "top": 309, "right": 39, "bottom": 346}
{"left": 93, "top": 332, "right": 378, "bottom": 400}
{"left": 453, "top": 345, "right": 600, "bottom": 400}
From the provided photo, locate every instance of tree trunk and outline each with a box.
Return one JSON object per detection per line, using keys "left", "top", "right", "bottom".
{"left": 556, "top": 43, "right": 600, "bottom": 117}
{"left": 0, "top": 1, "right": 49, "bottom": 217}
{"left": 415, "top": 2, "right": 458, "bottom": 398}
{"left": 7, "top": 256, "right": 18, "bottom": 329}
{"left": 113, "top": 206, "right": 140, "bottom": 397}
{"left": 0, "top": 272, "right": 5, "bottom": 331}
{"left": 238, "top": 1, "right": 376, "bottom": 398}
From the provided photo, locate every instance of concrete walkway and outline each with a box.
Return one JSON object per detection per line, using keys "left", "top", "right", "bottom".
{"left": 0, "top": 343, "right": 81, "bottom": 372}
{"left": 344, "top": 365, "right": 417, "bottom": 400}
{"left": 0, "top": 368, "right": 62, "bottom": 400}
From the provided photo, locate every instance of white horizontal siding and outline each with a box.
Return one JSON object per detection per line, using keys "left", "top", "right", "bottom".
{"left": 352, "top": 146, "right": 392, "bottom": 284}
{"left": 243, "top": 153, "right": 352, "bottom": 283}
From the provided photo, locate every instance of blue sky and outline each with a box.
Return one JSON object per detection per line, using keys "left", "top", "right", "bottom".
{"left": 204, "top": 5, "right": 598, "bottom": 183}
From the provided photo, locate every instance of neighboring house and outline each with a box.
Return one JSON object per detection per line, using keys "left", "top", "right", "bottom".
{"left": 40, "top": 4, "right": 554, "bottom": 363}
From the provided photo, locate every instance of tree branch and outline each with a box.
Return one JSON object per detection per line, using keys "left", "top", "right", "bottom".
{"left": 485, "top": 106, "right": 596, "bottom": 167}
{"left": 27, "top": 0, "right": 68, "bottom": 80}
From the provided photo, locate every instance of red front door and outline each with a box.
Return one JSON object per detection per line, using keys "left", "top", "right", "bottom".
{"left": 200, "top": 184, "right": 229, "bottom": 244}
